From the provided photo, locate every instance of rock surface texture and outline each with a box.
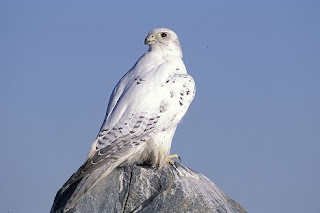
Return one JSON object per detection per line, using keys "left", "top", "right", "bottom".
{"left": 51, "top": 163, "right": 246, "bottom": 213}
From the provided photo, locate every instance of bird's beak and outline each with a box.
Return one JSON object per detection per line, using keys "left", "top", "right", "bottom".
{"left": 144, "top": 34, "right": 156, "bottom": 45}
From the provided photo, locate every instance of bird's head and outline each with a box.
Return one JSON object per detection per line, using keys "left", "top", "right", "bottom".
{"left": 144, "top": 28, "right": 183, "bottom": 58}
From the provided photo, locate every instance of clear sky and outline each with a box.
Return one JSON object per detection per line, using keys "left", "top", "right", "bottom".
{"left": 1, "top": 1, "right": 319, "bottom": 212}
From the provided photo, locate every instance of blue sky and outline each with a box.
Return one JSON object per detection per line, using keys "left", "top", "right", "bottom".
{"left": 1, "top": 1, "right": 319, "bottom": 212}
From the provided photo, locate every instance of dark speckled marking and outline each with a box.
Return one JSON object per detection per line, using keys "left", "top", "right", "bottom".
{"left": 160, "top": 101, "right": 168, "bottom": 113}
{"left": 131, "top": 141, "right": 139, "bottom": 145}
{"left": 136, "top": 78, "right": 145, "bottom": 85}
{"left": 170, "top": 91, "right": 174, "bottom": 98}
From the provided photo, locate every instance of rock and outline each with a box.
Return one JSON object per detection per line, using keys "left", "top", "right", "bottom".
{"left": 51, "top": 163, "right": 246, "bottom": 213}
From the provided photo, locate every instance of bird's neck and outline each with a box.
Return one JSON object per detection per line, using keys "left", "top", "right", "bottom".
{"left": 148, "top": 44, "right": 183, "bottom": 59}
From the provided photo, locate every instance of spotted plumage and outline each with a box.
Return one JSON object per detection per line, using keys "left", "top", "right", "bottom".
{"left": 51, "top": 28, "right": 196, "bottom": 212}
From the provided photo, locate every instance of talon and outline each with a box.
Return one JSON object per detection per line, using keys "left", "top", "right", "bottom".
{"left": 168, "top": 154, "right": 181, "bottom": 165}
{"left": 168, "top": 158, "right": 175, "bottom": 165}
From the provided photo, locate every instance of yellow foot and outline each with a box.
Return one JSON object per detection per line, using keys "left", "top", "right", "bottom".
{"left": 168, "top": 154, "right": 181, "bottom": 165}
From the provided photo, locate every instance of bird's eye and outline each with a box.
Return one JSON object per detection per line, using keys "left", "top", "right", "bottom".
{"left": 161, "top": 32, "right": 167, "bottom": 38}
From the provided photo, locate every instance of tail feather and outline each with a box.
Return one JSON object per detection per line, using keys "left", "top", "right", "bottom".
{"left": 51, "top": 162, "right": 120, "bottom": 213}
{"left": 52, "top": 165, "right": 116, "bottom": 212}
{"left": 64, "top": 164, "right": 116, "bottom": 211}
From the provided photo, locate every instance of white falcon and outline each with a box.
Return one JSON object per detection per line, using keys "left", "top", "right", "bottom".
{"left": 52, "top": 28, "right": 196, "bottom": 212}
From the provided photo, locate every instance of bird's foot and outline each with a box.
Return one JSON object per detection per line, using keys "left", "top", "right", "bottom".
{"left": 168, "top": 154, "right": 181, "bottom": 166}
